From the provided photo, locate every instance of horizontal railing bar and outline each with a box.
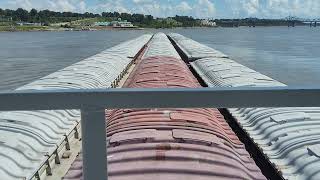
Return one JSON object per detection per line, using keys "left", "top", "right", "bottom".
{"left": 0, "top": 87, "right": 319, "bottom": 111}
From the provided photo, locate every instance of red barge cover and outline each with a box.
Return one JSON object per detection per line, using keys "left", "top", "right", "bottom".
{"left": 63, "top": 38, "right": 266, "bottom": 180}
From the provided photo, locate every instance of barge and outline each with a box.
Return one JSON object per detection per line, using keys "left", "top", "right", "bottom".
{"left": 0, "top": 32, "right": 319, "bottom": 180}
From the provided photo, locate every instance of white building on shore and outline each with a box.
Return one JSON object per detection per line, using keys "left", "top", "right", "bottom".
{"left": 201, "top": 19, "right": 217, "bottom": 27}
{"left": 111, "top": 20, "right": 134, "bottom": 28}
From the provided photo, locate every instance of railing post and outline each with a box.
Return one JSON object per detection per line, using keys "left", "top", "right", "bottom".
{"left": 81, "top": 107, "right": 107, "bottom": 180}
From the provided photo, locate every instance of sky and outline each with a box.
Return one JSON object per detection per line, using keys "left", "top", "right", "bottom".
{"left": 0, "top": 0, "right": 320, "bottom": 19}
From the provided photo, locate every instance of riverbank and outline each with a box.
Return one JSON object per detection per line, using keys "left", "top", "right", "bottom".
{"left": 0, "top": 25, "right": 147, "bottom": 32}
{"left": 1, "top": 24, "right": 316, "bottom": 32}
{"left": 0, "top": 25, "right": 49, "bottom": 32}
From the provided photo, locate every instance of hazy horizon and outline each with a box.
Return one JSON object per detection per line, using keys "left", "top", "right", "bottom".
{"left": 0, "top": 0, "right": 319, "bottom": 19}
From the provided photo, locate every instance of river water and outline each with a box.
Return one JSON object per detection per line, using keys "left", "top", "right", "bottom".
{"left": 0, "top": 27, "right": 319, "bottom": 91}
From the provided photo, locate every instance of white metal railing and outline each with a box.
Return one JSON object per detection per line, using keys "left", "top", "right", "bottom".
{"left": 0, "top": 86, "right": 319, "bottom": 180}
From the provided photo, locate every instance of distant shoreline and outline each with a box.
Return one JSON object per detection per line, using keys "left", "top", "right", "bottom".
{"left": 0, "top": 26, "right": 147, "bottom": 32}
{"left": 0, "top": 25, "right": 313, "bottom": 32}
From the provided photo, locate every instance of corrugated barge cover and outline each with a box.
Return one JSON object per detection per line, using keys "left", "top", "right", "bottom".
{"left": 143, "top": 33, "right": 181, "bottom": 59}
{"left": 172, "top": 32, "right": 320, "bottom": 180}
{"left": 63, "top": 34, "right": 266, "bottom": 180}
{"left": 168, "top": 33, "right": 228, "bottom": 61}
{"left": 0, "top": 34, "right": 152, "bottom": 180}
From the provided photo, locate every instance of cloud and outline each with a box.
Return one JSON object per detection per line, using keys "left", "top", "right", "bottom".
{"left": 194, "top": 0, "right": 216, "bottom": 18}
{"left": 115, "top": 0, "right": 216, "bottom": 18}
{"left": 92, "top": 0, "right": 131, "bottom": 13}
{"left": 264, "top": 0, "right": 320, "bottom": 18}
{"left": 176, "top": 1, "right": 192, "bottom": 14}
{"left": 7, "top": 0, "right": 33, "bottom": 10}
{"left": 0, "top": 0, "right": 213, "bottom": 18}
{"left": 4, "top": 0, "right": 87, "bottom": 12}
{"left": 88, "top": 0, "right": 215, "bottom": 18}
{"left": 2, "top": 0, "right": 320, "bottom": 18}
{"left": 225, "top": 0, "right": 320, "bottom": 18}
{"left": 243, "top": 0, "right": 259, "bottom": 16}
{"left": 79, "top": 1, "right": 86, "bottom": 12}
{"left": 130, "top": 1, "right": 167, "bottom": 17}
{"left": 51, "top": 0, "right": 77, "bottom": 12}
{"left": 132, "top": 0, "right": 153, "bottom": 4}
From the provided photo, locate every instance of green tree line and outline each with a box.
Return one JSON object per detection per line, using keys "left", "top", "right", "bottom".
{"left": 0, "top": 8, "right": 201, "bottom": 27}
{"left": 0, "top": 8, "right": 100, "bottom": 24}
